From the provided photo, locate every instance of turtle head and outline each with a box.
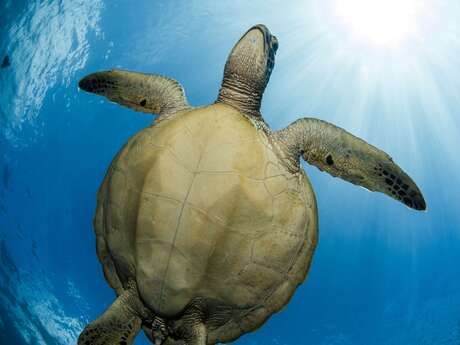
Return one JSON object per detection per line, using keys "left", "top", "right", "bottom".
{"left": 217, "top": 24, "right": 278, "bottom": 118}
{"left": 226, "top": 24, "right": 278, "bottom": 90}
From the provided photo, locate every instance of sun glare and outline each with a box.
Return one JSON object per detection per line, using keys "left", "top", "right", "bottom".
{"left": 335, "top": 0, "right": 419, "bottom": 46}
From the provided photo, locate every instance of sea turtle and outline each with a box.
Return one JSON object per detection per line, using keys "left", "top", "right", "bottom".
{"left": 77, "top": 24, "right": 426, "bottom": 345}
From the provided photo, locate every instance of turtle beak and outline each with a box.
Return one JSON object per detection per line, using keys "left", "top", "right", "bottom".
{"left": 245, "top": 24, "right": 278, "bottom": 60}
{"left": 246, "top": 25, "right": 277, "bottom": 48}
{"left": 247, "top": 24, "right": 278, "bottom": 75}
{"left": 248, "top": 25, "right": 273, "bottom": 45}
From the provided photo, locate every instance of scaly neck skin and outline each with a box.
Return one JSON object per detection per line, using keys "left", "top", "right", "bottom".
{"left": 217, "top": 72, "right": 264, "bottom": 119}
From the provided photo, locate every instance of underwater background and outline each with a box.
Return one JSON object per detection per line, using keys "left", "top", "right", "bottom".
{"left": 1, "top": 1, "right": 460, "bottom": 344}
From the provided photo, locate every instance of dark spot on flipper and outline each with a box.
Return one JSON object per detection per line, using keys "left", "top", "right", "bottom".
{"left": 326, "top": 154, "right": 334, "bottom": 165}
{"left": 385, "top": 178, "right": 393, "bottom": 185}
{"left": 394, "top": 185, "right": 400, "bottom": 190}
{"left": 140, "top": 99, "right": 147, "bottom": 107}
{"left": 403, "top": 197, "right": 413, "bottom": 207}
{"left": 390, "top": 174, "right": 395, "bottom": 179}
{"left": 397, "top": 178, "right": 402, "bottom": 185}
{"left": 120, "top": 342, "right": 127, "bottom": 345}
{"left": 402, "top": 183, "right": 409, "bottom": 190}
{"left": 382, "top": 170, "right": 388, "bottom": 176}
{"left": 398, "top": 189, "right": 406, "bottom": 196}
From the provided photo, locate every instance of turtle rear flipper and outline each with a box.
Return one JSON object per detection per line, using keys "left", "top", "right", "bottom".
{"left": 78, "top": 282, "right": 144, "bottom": 345}
{"left": 78, "top": 69, "right": 191, "bottom": 120}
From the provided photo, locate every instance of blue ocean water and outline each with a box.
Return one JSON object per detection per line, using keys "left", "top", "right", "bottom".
{"left": 1, "top": 1, "right": 459, "bottom": 344}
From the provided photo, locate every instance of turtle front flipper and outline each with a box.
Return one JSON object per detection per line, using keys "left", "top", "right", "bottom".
{"left": 78, "top": 281, "right": 147, "bottom": 345}
{"left": 79, "top": 69, "right": 191, "bottom": 120}
{"left": 272, "top": 117, "right": 426, "bottom": 210}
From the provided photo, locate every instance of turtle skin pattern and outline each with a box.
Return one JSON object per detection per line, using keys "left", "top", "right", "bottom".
{"left": 93, "top": 103, "right": 318, "bottom": 344}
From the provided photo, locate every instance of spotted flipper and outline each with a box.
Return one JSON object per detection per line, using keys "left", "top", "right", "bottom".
{"left": 78, "top": 69, "right": 191, "bottom": 119}
{"left": 78, "top": 282, "right": 144, "bottom": 345}
{"left": 273, "top": 118, "right": 426, "bottom": 210}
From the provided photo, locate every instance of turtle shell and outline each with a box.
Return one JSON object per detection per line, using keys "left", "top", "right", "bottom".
{"left": 93, "top": 103, "right": 318, "bottom": 344}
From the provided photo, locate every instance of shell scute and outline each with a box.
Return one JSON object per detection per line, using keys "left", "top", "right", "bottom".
{"left": 237, "top": 263, "right": 280, "bottom": 294}
{"left": 142, "top": 152, "right": 194, "bottom": 203}
{"left": 251, "top": 228, "right": 303, "bottom": 272}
